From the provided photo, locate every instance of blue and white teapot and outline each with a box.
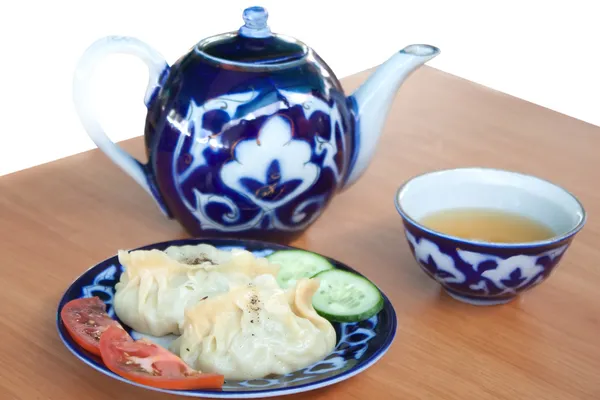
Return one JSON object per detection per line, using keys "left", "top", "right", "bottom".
{"left": 73, "top": 6, "right": 439, "bottom": 242}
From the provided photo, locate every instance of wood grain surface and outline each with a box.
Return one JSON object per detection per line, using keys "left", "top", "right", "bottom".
{"left": 1, "top": 66, "right": 599, "bottom": 400}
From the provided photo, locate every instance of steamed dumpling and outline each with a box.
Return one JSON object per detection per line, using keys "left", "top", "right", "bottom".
{"left": 163, "top": 243, "right": 234, "bottom": 266}
{"left": 113, "top": 249, "right": 225, "bottom": 337}
{"left": 172, "top": 274, "right": 337, "bottom": 380}
{"left": 164, "top": 243, "right": 279, "bottom": 277}
{"left": 113, "top": 245, "right": 279, "bottom": 337}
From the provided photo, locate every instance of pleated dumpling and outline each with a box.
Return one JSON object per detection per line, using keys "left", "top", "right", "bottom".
{"left": 163, "top": 243, "right": 234, "bottom": 266}
{"left": 164, "top": 243, "right": 279, "bottom": 277}
{"left": 113, "top": 245, "right": 280, "bottom": 337}
{"left": 173, "top": 274, "right": 337, "bottom": 380}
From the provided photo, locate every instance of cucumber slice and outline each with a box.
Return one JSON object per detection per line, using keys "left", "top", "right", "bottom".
{"left": 312, "top": 269, "right": 384, "bottom": 323}
{"left": 267, "top": 250, "right": 334, "bottom": 289}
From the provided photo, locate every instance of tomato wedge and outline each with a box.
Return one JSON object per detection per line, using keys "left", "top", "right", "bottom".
{"left": 99, "top": 325, "right": 224, "bottom": 390}
{"left": 60, "top": 296, "right": 125, "bottom": 356}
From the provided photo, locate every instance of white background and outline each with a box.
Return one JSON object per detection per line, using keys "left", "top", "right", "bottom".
{"left": 1, "top": 0, "right": 598, "bottom": 177}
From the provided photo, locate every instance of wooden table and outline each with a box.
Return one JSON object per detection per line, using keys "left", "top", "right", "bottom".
{"left": 1, "top": 66, "right": 599, "bottom": 400}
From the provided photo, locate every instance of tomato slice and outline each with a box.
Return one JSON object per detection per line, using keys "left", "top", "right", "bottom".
{"left": 60, "top": 296, "right": 125, "bottom": 356}
{"left": 99, "top": 325, "right": 224, "bottom": 390}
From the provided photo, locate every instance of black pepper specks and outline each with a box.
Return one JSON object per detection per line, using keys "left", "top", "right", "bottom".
{"left": 183, "top": 253, "right": 215, "bottom": 265}
{"left": 248, "top": 294, "right": 260, "bottom": 311}
{"left": 245, "top": 290, "right": 262, "bottom": 323}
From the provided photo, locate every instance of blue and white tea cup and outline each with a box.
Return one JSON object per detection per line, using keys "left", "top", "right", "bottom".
{"left": 394, "top": 167, "right": 586, "bottom": 306}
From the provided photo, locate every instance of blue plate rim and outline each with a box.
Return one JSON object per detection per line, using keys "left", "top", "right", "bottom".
{"left": 56, "top": 237, "right": 398, "bottom": 398}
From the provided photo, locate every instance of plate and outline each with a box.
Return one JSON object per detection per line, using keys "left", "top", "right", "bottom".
{"left": 56, "top": 238, "right": 397, "bottom": 398}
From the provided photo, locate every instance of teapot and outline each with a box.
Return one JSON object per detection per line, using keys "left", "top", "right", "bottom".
{"left": 73, "top": 6, "right": 439, "bottom": 243}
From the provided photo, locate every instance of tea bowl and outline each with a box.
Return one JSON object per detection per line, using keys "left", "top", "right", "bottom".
{"left": 394, "top": 167, "right": 586, "bottom": 306}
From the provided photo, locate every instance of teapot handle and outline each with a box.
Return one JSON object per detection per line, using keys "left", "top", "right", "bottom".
{"left": 72, "top": 36, "right": 171, "bottom": 217}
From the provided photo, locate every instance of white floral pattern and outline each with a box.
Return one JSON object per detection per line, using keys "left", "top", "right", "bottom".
{"left": 405, "top": 229, "right": 570, "bottom": 303}
{"left": 171, "top": 88, "right": 346, "bottom": 233}
{"left": 405, "top": 230, "right": 465, "bottom": 284}
{"left": 456, "top": 245, "right": 567, "bottom": 296}
{"left": 220, "top": 115, "right": 319, "bottom": 210}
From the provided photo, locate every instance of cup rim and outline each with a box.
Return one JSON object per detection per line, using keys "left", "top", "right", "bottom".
{"left": 394, "top": 167, "right": 587, "bottom": 248}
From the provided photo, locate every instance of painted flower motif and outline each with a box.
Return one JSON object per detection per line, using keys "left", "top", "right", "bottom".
{"left": 457, "top": 249, "right": 547, "bottom": 292}
{"left": 405, "top": 230, "right": 466, "bottom": 284}
{"left": 500, "top": 268, "right": 528, "bottom": 288}
{"left": 405, "top": 231, "right": 570, "bottom": 298}
{"left": 220, "top": 115, "right": 320, "bottom": 210}
{"left": 239, "top": 159, "right": 303, "bottom": 202}
{"left": 81, "top": 265, "right": 118, "bottom": 317}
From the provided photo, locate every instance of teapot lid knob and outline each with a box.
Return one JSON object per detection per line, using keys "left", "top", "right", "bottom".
{"left": 239, "top": 6, "right": 272, "bottom": 38}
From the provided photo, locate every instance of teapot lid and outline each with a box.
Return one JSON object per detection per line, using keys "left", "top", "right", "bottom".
{"left": 197, "top": 6, "right": 308, "bottom": 68}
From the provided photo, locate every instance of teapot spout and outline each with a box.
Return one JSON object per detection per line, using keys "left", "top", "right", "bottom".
{"left": 343, "top": 44, "right": 440, "bottom": 189}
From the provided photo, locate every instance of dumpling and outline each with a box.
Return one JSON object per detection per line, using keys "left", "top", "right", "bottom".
{"left": 172, "top": 274, "right": 337, "bottom": 380}
{"left": 113, "top": 249, "right": 224, "bottom": 337}
{"left": 163, "top": 243, "right": 234, "bottom": 266}
{"left": 113, "top": 245, "right": 280, "bottom": 337}
{"left": 164, "top": 243, "right": 279, "bottom": 277}
{"left": 202, "top": 247, "right": 281, "bottom": 277}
